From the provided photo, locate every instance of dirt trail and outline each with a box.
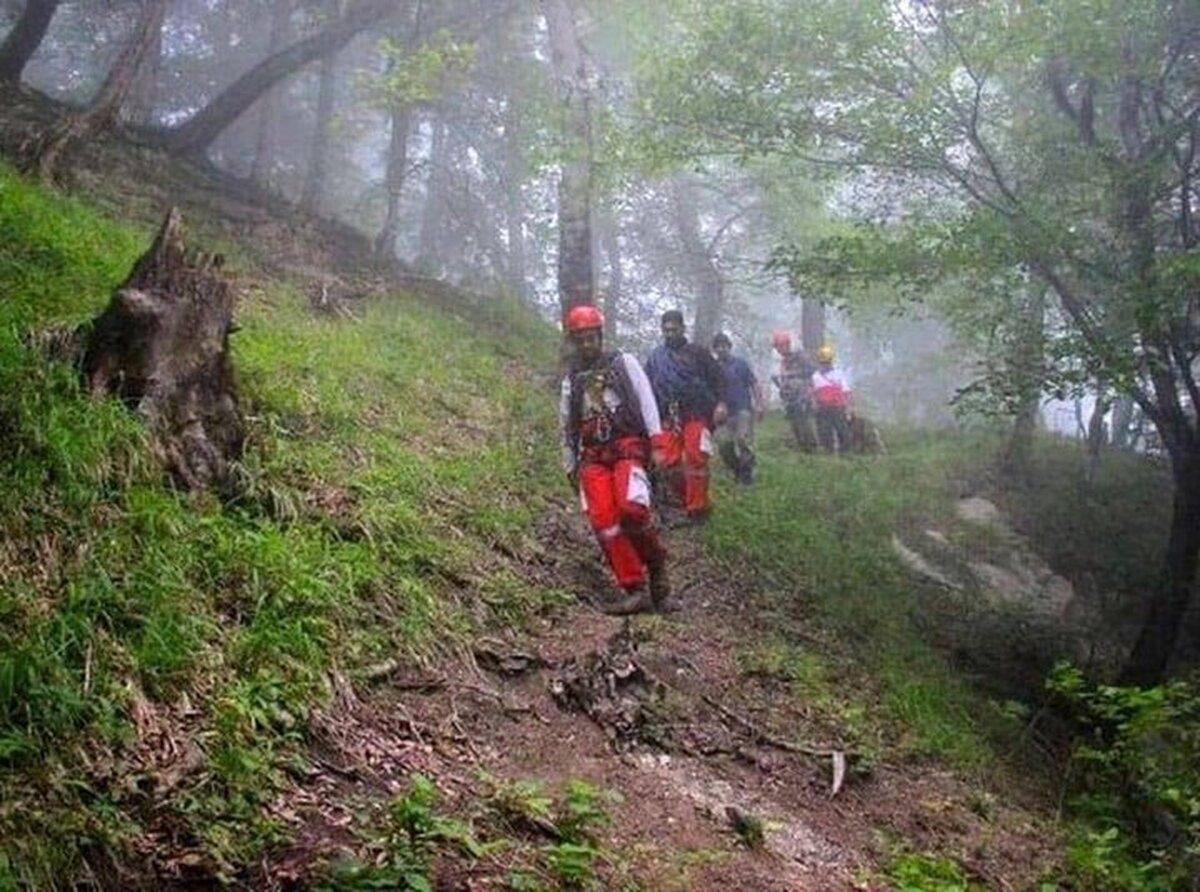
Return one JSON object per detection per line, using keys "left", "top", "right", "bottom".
{"left": 253, "top": 502, "right": 1062, "bottom": 891}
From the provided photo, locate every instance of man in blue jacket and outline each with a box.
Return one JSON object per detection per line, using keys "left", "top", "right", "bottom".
{"left": 644, "top": 310, "right": 727, "bottom": 520}
{"left": 712, "top": 332, "right": 764, "bottom": 484}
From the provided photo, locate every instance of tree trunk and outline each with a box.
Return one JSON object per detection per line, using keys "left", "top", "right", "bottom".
{"left": 250, "top": 0, "right": 293, "bottom": 188}
{"left": 374, "top": 104, "right": 411, "bottom": 260}
{"left": 1006, "top": 400, "right": 1039, "bottom": 476}
{"left": 800, "top": 298, "right": 825, "bottom": 352}
{"left": 503, "top": 102, "right": 528, "bottom": 299}
{"left": 542, "top": 0, "right": 595, "bottom": 321}
{"left": 122, "top": 6, "right": 162, "bottom": 127}
{"left": 374, "top": 0, "right": 422, "bottom": 261}
{"left": 505, "top": 178, "right": 528, "bottom": 297}
{"left": 0, "top": 0, "right": 60, "bottom": 83}
{"left": 1084, "top": 386, "right": 1111, "bottom": 483}
{"left": 600, "top": 211, "right": 622, "bottom": 341}
{"left": 161, "top": 0, "right": 398, "bottom": 156}
{"left": 26, "top": 0, "right": 166, "bottom": 182}
{"left": 692, "top": 268, "right": 723, "bottom": 345}
{"left": 552, "top": 133, "right": 594, "bottom": 318}
{"left": 1111, "top": 396, "right": 1136, "bottom": 449}
{"left": 82, "top": 208, "right": 243, "bottom": 492}
{"left": 1002, "top": 288, "right": 1047, "bottom": 480}
{"left": 671, "top": 178, "right": 723, "bottom": 343}
{"left": 301, "top": 0, "right": 347, "bottom": 214}
{"left": 1120, "top": 451, "right": 1200, "bottom": 686}
{"left": 415, "top": 112, "right": 448, "bottom": 273}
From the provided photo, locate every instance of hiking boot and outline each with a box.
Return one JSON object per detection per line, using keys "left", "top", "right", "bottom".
{"left": 648, "top": 560, "right": 677, "bottom": 613}
{"left": 599, "top": 586, "right": 654, "bottom": 616}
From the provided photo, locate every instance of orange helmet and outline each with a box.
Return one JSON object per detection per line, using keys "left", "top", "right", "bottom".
{"left": 565, "top": 304, "right": 604, "bottom": 333}
{"left": 772, "top": 330, "right": 792, "bottom": 351}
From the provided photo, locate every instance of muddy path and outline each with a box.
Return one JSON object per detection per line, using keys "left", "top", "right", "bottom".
{"left": 246, "top": 502, "right": 1062, "bottom": 891}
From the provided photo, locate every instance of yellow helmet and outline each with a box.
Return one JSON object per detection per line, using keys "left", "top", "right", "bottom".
{"left": 817, "top": 344, "right": 836, "bottom": 363}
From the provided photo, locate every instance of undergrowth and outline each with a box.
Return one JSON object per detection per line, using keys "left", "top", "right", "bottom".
{"left": 322, "top": 774, "right": 624, "bottom": 891}
{"left": 1046, "top": 664, "right": 1200, "bottom": 890}
{"left": 0, "top": 159, "right": 564, "bottom": 885}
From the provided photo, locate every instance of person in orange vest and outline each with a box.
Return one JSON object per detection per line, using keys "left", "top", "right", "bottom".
{"left": 560, "top": 305, "right": 674, "bottom": 615}
{"left": 644, "top": 310, "right": 728, "bottom": 523}
{"left": 810, "top": 343, "right": 853, "bottom": 454}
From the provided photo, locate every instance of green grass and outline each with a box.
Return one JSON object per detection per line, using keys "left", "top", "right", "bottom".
{"left": 705, "top": 421, "right": 1002, "bottom": 766}
{"left": 707, "top": 417, "right": 1176, "bottom": 772}
{"left": 0, "top": 158, "right": 564, "bottom": 885}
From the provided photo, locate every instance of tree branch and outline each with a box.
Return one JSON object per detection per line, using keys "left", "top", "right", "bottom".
{"left": 1047, "top": 61, "right": 1098, "bottom": 146}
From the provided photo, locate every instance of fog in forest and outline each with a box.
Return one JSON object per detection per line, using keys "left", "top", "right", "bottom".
{"left": 3, "top": 0, "right": 1197, "bottom": 685}
{"left": 3, "top": 0, "right": 1010, "bottom": 428}
{"left": 1, "top": 1, "right": 1199, "bottom": 887}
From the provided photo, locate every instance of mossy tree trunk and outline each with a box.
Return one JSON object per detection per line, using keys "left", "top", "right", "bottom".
{"left": 83, "top": 208, "right": 244, "bottom": 492}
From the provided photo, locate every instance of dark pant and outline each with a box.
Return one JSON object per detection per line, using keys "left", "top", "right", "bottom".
{"left": 816, "top": 406, "right": 850, "bottom": 454}
{"left": 785, "top": 398, "right": 817, "bottom": 452}
{"left": 716, "top": 408, "right": 755, "bottom": 483}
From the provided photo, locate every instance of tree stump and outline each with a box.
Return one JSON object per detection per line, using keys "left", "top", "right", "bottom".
{"left": 83, "top": 208, "right": 243, "bottom": 491}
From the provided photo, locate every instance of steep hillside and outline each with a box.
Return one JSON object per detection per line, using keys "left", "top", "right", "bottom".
{"left": 3, "top": 93, "right": 1167, "bottom": 890}
{"left": 0, "top": 153, "right": 570, "bottom": 885}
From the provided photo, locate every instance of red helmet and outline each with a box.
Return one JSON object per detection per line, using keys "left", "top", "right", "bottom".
{"left": 772, "top": 329, "right": 792, "bottom": 350}
{"left": 565, "top": 304, "right": 604, "bottom": 333}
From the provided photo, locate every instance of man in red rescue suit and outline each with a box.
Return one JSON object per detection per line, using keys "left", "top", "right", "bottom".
{"left": 560, "top": 305, "right": 674, "bottom": 615}
{"left": 644, "top": 310, "right": 728, "bottom": 522}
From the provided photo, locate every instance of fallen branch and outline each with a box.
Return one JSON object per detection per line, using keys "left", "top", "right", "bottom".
{"left": 700, "top": 693, "right": 850, "bottom": 798}
{"left": 700, "top": 693, "right": 838, "bottom": 758}
{"left": 392, "top": 699, "right": 428, "bottom": 748}
{"left": 310, "top": 752, "right": 362, "bottom": 782}
{"left": 472, "top": 639, "right": 548, "bottom": 676}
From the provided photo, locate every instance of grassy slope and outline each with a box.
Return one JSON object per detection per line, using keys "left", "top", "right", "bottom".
{"left": 703, "top": 419, "right": 1173, "bottom": 769}
{"left": 703, "top": 423, "right": 1005, "bottom": 767}
{"left": 1, "top": 155, "right": 1180, "bottom": 889}
{"left": 0, "top": 159, "right": 566, "bottom": 885}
